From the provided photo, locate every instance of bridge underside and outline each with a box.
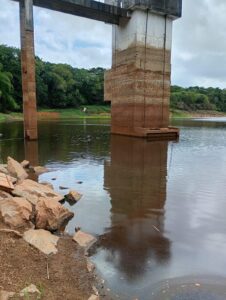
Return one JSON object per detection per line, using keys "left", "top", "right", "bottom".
{"left": 13, "top": 0, "right": 129, "bottom": 24}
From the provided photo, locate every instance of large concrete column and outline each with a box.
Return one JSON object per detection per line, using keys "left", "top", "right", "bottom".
{"left": 19, "top": 0, "right": 38, "bottom": 140}
{"left": 105, "top": 7, "right": 179, "bottom": 139}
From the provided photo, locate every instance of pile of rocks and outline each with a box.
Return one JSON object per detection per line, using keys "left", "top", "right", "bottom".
{"left": 0, "top": 157, "right": 75, "bottom": 234}
{"left": 0, "top": 157, "right": 97, "bottom": 252}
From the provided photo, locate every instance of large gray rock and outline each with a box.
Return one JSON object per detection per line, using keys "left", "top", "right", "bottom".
{"left": 23, "top": 229, "right": 59, "bottom": 255}
{"left": 35, "top": 197, "right": 74, "bottom": 232}
{"left": 0, "top": 197, "right": 33, "bottom": 229}
{"left": 12, "top": 179, "right": 64, "bottom": 205}
{"left": 7, "top": 157, "right": 28, "bottom": 181}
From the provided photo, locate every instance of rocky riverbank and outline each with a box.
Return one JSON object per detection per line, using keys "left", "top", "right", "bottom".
{"left": 0, "top": 157, "right": 100, "bottom": 300}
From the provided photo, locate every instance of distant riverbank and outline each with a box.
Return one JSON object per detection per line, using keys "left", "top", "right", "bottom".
{"left": 171, "top": 109, "right": 226, "bottom": 118}
{"left": 1, "top": 107, "right": 226, "bottom": 122}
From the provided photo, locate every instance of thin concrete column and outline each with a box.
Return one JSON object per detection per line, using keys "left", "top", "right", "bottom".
{"left": 19, "top": 0, "right": 38, "bottom": 140}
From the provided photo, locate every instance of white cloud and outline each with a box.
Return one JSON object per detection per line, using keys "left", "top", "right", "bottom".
{"left": 172, "top": 0, "right": 226, "bottom": 88}
{"left": 0, "top": 0, "right": 112, "bottom": 68}
{"left": 1, "top": 0, "right": 226, "bottom": 87}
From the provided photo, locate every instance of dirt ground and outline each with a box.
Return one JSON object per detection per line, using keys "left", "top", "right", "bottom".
{"left": 0, "top": 228, "right": 96, "bottom": 300}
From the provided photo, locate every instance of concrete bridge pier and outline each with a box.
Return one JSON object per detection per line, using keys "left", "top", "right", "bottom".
{"left": 19, "top": 0, "right": 38, "bottom": 140}
{"left": 105, "top": 6, "right": 179, "bottom": 139}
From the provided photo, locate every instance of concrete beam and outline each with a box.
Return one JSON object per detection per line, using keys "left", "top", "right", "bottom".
{"left": 14, "top": 0, "right": 129, "bottom": 24}
{"left": 123, "top": 0, "right": 182, "bottom": 19}
{"left": 20, "top": 0, "right": 38, "bottom": 140}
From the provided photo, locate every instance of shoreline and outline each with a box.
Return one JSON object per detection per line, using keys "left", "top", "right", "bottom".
{"left": 1, "top": 108, "right": 226, "bottom": 123}
{"left": 0, "top": 158, "right": 103, "bottom": 300}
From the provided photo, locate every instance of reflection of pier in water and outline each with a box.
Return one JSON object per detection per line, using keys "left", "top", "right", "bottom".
{"left": 101, "top": 136, "right": 171, "bottom": 280}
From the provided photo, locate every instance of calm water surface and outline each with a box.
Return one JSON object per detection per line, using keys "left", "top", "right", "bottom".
{"left": 1, "top": 118, "right": 226, "bottom": 299}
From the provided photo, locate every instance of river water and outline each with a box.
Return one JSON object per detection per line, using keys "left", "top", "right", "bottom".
{"left": 1, "top": 118, "right": 226, "bottom": 299}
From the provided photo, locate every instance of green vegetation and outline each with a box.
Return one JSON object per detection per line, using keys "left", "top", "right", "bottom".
{"left": 171, "top": 85, "right": 226, "bottom": 112}
{"left": 0, "top": 44, "right": 105, "bottom": 113}
{"left": 0, "top": 63, "right": 19, "bottom": 112}
{"left": 1, "top": 44, "right": 226, "bottom": 118}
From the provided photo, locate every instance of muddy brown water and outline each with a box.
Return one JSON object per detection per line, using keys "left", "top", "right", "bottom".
{"left": 1, "top": 118, "right": 226, "bottom": 299}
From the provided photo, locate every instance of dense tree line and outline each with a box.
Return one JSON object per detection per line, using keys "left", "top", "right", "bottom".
{"left": 0, "top": 44, "right": 104, "bottom": 112}
{"left": 171, "top": 86, "right": 226, "bottom": 112}
{"left": 1, "top": 44, "right": 226, "bottom": 113}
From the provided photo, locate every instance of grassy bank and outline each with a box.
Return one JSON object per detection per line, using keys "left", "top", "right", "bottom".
{"left": 0, "top": 105, "right": 111, "bottom": 122}
{"left": 0, "top": 107, "right": 226, "bottom": 122}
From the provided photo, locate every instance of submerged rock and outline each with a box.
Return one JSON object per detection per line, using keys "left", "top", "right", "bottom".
{"left": 65, "top": 190, "right": 82, "bottom": 205}
{"left": 7, "top": 157, "right": 28, "bottom": 181}
{"left": 59, "top": 186, "right": 69, "bottom": 190}
{"left": 35, "top": 197, "right": 74, "bottom": 232}
{"left": 12, "top": 179, "right": 64, "bottom": 205}
{"left": 23, "top": 229, "right": 59, "bottom": 255}
{"left": 73, "top": 230, "right": 97, "bottom": 250}
{"left": 0, "top": 197, "right": 33, "bottom": 229}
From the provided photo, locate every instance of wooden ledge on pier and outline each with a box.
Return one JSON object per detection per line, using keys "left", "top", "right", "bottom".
{"left": 112, "top": 127, "right": 179, "bottom": 141}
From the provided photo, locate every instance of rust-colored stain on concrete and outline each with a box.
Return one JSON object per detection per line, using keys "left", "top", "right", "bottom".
{"left": 104, "top": 45, "right": 177, "bottom": 138}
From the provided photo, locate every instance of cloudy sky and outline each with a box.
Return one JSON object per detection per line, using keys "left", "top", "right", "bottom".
{"left": 0, "top": 0, "right": 226, "bottom": 88}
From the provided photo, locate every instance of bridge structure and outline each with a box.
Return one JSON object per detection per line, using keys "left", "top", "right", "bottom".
{"left": 12, "top": 0, "right": 182, "bottom": 140}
